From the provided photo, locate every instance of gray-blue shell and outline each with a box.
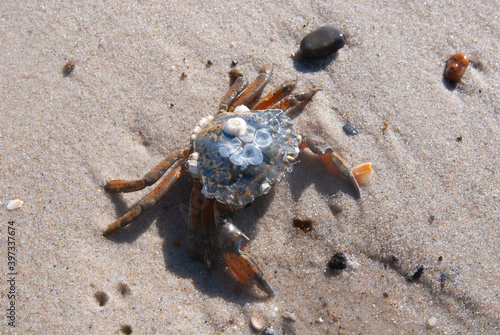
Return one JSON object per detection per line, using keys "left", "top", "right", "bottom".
{"left": 192, "top": 109, "right": 299, "bottom": 207}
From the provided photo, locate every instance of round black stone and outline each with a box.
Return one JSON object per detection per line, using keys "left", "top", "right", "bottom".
{"left": 300, "top": 26, "right": 346, "bottom": 59}
{"left": 328, "top": 252, "right": 347, "bottom": 270}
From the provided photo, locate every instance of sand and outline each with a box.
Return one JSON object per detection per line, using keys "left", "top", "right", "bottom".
{"left": 1, "top": 1, "right": 499, "bottom": 334}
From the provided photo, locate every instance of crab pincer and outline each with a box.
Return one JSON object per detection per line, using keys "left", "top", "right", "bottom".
{"left": 300, "top": 135, "right": 372, "bottom": 198}
{"left": 219, "top": 222, "right": 276, "bottom": 296}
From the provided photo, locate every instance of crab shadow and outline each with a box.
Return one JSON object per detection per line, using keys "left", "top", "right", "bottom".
{"left": 289, "top": 150, "right": 359, "bottom": 202}
{"left": 104, "top": 172, "right": 276, "bottom": 303}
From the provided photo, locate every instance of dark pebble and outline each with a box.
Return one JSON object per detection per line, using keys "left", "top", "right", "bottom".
{"left": 411, "top": 266, "right": 424, "bottom": 280}
{"left": 343, "top": 124, "right": 359, "bottom": 135}
{"left": 328, "top": 252, "right": 347, "bottom": 270}
{"left": 293, "top": 217, "right": 313, "bottom": 232}
{"left": 120, "top": 325, "right": 133, "bottom": 335}
{"left": 300, "top": 26, "right": 346, "bottom": 59}
{"left": 445, "top": 53, "right": 469, "bottom": 82}
{"left": 63, "top": 60, "right": 75, "bottom": 76}
{"left": 231, "top": 59, "right": 238, "bottom": 67}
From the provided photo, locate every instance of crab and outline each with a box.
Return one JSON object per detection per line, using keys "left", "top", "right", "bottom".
{"left": 103, "top": 64, "right": 372, "bottom": 296}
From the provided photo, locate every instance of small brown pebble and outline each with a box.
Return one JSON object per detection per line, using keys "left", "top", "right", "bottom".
{"left": 206, "top": 60, "right": 213, "bottom": 67}
{"left": 121, "top": 324, "right": 133, "bottom": 334}
{"left": 118, "top": 282, "right": 131, "bottom": 296}
{"left": 94, "top": 291, "right": 109, "bottom": 307}
{"left": 332, "top": 316, "right": 339, "bottom": 323}
{"left": 180, "top": 72, "right": 188, "bottom": 79}
{"left": 63, "top": 60, "right": 75, "bottom": 76}
{"left": 383, "top": 292, "right": 389, "bottom": 298}
{"left": 282, "top": 311, "right": 297, "bottom": 322}
{"left": 300, "top": 26, "right": 346, "bottom": 59}
{"left": 293, "top": 217, "right": 313, "bottom": 232}
{"left": 445, "top": 53, "right": 469, "bottom": 82}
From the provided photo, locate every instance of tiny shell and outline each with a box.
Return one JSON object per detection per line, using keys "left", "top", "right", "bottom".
{"left": 7, "top": 199, "right": 23, "bottom": 211}
{"left": 427, "top": 316, "right": 438, "bottom": 328}
{"left": 250, "top": 316, "right": 264, "bottom": 332}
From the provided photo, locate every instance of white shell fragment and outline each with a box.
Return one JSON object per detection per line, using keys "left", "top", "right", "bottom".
{"left": 233, "top": 105, "right": 250, "bottom": 113}
{"left": 7, "top": 199, "right": 23, "bottom": 211}
{"left": 222, "top": 117, "right": 247, "bottom": 136}
{"left": 186, "top": 152, "right": 201, "bottom": 177}
{"left": 427, "top": 317, "right": 438, "bottom": 328}
{"left": 190, "top": 115, "right": 214, "bottom": 141}
{"left": 260, "top": 181, "right": 272, "bottom": 194}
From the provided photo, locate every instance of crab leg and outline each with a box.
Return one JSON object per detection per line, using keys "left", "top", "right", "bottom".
{"left": 103, "top": 163, "right": 185, "bottom": 236}
{"left": 252, "top": 79, "right": 297, "bottom": 110}
{"left": 270, "top": 87, "right": 322, "bottom": 112}
{"left": 187, "top": 181, "right": 217, "bottom": 267}
{"left": 228, "top": 64, "right": 273, "bottom": 113}
{"left": 104, "top": 149, "right": 191, "bottom": 193}
{"left": 218, "top": 69, "right": 249, "bottom": 114}
{"left": 300, "top": 135, "right": 372, "bottom": 199}
{"left": 216, "top": 206, "right": 276, "bottom": 296}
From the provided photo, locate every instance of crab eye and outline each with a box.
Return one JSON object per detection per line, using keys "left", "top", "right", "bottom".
{"left": 223, "top": 117, "right": 247, "bottom": 136}
{"left": 253, "top": 129, "right": 273, "bottom": 148}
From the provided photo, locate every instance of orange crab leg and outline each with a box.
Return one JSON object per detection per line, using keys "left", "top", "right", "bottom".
{"left": 218, "top": 69, "right": 248, "bottom": 114}
{"left": 217, "top": 211, "right": 276, "bottom": 296}
{"left": 103, "top": 163, "right": 184, "bottom": 236}
{"left": 252, "top": 79, "right": 297, "bottom": 110}
{"left": 270, "top": 87, "right": 322, "bottom": 112}
{"left": 104, "top": 149, "right": 191, "bottom": 193}
{"left": 300, "top": 135, "right": 372, "bottom": 198}
{"left": 228, "top": 64, "right": 273, "bottom": 113}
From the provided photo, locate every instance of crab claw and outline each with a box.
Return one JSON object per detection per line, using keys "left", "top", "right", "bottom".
{"left": 219, "top": 223, "right": 276, "bottom": 296}
{"left": 319, "top": 150, "right": 372, "bottom": 198}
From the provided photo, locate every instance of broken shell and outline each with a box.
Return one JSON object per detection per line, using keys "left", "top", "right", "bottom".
{"left": 260, "top": 181, "right": 272, "bottom": 194}
{"left": 445, "top": 53, "right": 469, "bottom": 82}
{"left": 250, "top": 316, "right": 265, "bottom": 332}
{"left": 223, "top": 117, "right": 247, "bottom": 136}
{"left": 7, "top": 199, "right": 23, "bottom": 210}
{"left": 233, "top": 105, "right": 250, "bottom": 113}
{"left": 186, "top": 152, "right": 200, "bottom": 177}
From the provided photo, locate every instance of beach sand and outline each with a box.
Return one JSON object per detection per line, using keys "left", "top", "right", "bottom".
{"left": 1, "top": 1, "right": 499, "bottom": 333}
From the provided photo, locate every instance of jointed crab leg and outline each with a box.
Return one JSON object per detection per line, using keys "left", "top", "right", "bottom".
{"left": 218, "top": 69, "right": 248, "bottom": 114}
{"left": 187, "top": 181, "right": 217, "bottom": 267}
{"left": 228, "top": 64, "right": 273, "bottom": 113}
{"left": 270, "top": 87, "right": 322, "bottom": 112}
{"left": 216, "top": 206, "right": 276, "bottom": 296}
{"left": 252, "top": 79, "right": 297, "bottom": 110}
{"left": 300, "top": 135, "right": 373, "bottom": 199}
{"left": 104, "top": 149, "right": 190, "bottom": 193}
{"left": 103, "top": 162, "right": 185, "bottom": 236}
